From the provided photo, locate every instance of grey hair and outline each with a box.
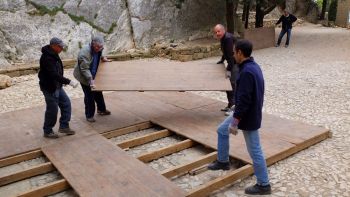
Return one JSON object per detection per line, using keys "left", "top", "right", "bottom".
{"left": 214, "top": 24, "right": 225, "bottom": 31}
{"left": 92, "top": 35, "right": 104, "bottom": 45}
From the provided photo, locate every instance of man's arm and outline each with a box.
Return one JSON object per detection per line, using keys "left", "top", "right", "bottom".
{"left": 290, "top": 14, "right": 297, "bottom": 23}
{"left": 233, "top": 72, "right": 254, "bottom": 120}
{"left": 44, "top": 56, "right": 70, "bottom": 85}
{"left": 223, "top": 37, "right": 234, "bottom": 71}
{"left": 77, "top": 54, "right": 93, "bottom": 83}
{"left": 276, "top": 16, "right": 282, "bottom": 25}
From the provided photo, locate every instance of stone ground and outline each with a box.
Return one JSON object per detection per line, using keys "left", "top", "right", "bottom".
{"left": 0, "top": 23, "right": 349, "bottom": 196}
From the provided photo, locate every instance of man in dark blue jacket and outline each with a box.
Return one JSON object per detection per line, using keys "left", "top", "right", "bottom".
{"left": 208, "top": 39, "right": 271, "bottom": 195}
{"left": 275, "top": 10, "right": 297, "bottom": 47}
{"left": 39, "top": 37, "right": 78, "bottom": 138}
{"left": 214, "top": 24, "right": 238, "bottom": 116}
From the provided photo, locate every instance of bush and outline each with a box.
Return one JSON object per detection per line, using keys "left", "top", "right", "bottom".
{"left": 328, "top": 0, "right": 338, "bottom": 21}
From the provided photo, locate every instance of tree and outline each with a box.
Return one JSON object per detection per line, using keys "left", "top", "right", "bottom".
{"left": 320, "top": 0, "right": 328, "bottom": 20}
{"left": 226, "top": 0, "right": 239, "bottom": 33}
{"left": 242, "top": 0, "right": 252, "bottom": 29}
{"left": 255, "top": 0, "right": 278, "bottom": 28}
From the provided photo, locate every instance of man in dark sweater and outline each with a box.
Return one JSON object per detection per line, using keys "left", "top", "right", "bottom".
{"left": 275, "top": 10, "right": 297, "bottom": 47}
{"left": 214, "top": 24, "right": 238, "bottom": 116}
{"left": 208, "top": 40, "right": 271, "bottom": 195}
{"left": 39, "top": 37, "right": 78, "bottom": 138}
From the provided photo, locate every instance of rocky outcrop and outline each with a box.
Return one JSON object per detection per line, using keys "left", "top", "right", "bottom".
{"left": 0, "top": 0, "right": 225, "bottom": 68}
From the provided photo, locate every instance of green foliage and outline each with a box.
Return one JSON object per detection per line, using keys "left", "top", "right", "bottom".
{"left": 78, "top": 41, "right": 82, "bottom": 49}
{"left": 328, "top": 0, "right": 337, "bottom": 21}
{"left": 175, "top": 0, "right": 185, "bottom": 9}
{"left": 315, "top": 0, "right": 323, "bottom": 8}
{"left": 26, "top": 0, "right": 64, "bottom": 16}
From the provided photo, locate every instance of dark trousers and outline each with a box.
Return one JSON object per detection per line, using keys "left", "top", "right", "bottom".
{"left": 226, "top": 79, "right": 236, "bottom": 108}
{"left": 81, "top": 83, "right": 106, "bottom": 118}
{"left": 42, "top": 88, "right": 71, "bottom": 134}
{"left": 277, "top": 28, "right": 292, "bottom": 45}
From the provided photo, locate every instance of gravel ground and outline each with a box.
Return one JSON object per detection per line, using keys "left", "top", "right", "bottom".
{"left": 0, "top": 23, "right": 349, "bottom": 196}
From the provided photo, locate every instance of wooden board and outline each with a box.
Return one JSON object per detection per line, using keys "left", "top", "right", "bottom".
{"left": 93, "top": 59, "right": 232, "bottom": 91}
{"left": 42, "top": 135, "right": 186, "bottom": 197}
{"left": 243, "top": 27, "right": 275, "bottom": 50}
{"left": 152, "top": 101, "right": 329, "bottom": 164}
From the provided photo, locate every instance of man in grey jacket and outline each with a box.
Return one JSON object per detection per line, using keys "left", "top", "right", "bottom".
{"left": 73, "top": 36, "right": 111, "bottom": 122}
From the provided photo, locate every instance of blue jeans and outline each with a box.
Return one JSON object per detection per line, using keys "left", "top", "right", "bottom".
{"left": 81, "top": 83, "right": 106, "bottom": 118}
{"left": 217, "top": 115, "right": 270, "bottom": 186}
{"left": 277, "top": 28, "right": 291, "bottom": 46}
{"left": 42, "top": 88, "right": 71, "bottom": 134}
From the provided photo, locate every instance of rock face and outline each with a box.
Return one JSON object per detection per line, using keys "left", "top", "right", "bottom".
{"left": 0, "top": 74, "right": 12, "bottom": 89}
{"left": 0, "top": 0, "right": 225, "bottom": 68}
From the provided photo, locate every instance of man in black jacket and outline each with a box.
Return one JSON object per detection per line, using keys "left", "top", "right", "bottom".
{"left": 208, "top": 40, "right": 271, "bottom": 195}
{"left": 38, "top": 37, "right": 78, "bottom": 138}
{"left": 275, "top": 10, "right": 297, "bottom": 47}
{"left": 214, "top": 24, "right": 238, "bottom": 116}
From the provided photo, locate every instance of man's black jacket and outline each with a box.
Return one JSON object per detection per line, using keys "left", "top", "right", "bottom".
{"left": 276, "top": 14, "right": 297, "bottom": 30}
{"left": 38, "top": 45, "right": 70, "bottom": 93}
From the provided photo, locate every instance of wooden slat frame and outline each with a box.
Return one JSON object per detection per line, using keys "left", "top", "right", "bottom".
{"left": 17, "top": 179, "right": 70, "bottom": 197}
{"left": 102, "top": 122, "right": 153, "bottom": 139}
{"left": 0, "top": 150, "right": 42, "bottom": 168}
{"left": 187, "top": 164, "right": 254, "bottom": 197}
{"left": 161, "top": 152, "right": 217, "bottom": 178}
{"left": 117, "top": 129, "right": 172, "bottom": 149}
{"left": 137, "top": 139, "right": 195, "bottom": 163}
{"left": 0, "top": 162, "right": 54, "bottom": 186}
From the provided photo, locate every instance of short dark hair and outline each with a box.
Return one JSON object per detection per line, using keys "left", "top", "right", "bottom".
{"left": 234, "top": 39, "right": 253, "bottom": 57}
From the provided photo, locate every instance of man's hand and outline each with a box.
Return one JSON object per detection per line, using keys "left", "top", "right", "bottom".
{"left": 101, "top": 56, "right": 112, "bottom": 62}
{"left": 229, "top": 118, "right": 240, "bottom": 135}
{"left": 225, "top": 71, "right": 231, "bottom": 79}
{"left": 69, "top": 80, "right": 79, "bottom": 88}
{"left": 90, "top": 80, "right": 96, "bottom": 89}
{"left": 217, "top": 60, "right": 224, "bottom": 64}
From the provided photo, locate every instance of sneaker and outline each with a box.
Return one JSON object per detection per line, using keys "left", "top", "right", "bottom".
{"left": 58, "top": 127, "right": 76, "bottom": 135}
{"left": 225, "top": 108, "right": 233, "bottom": 116}
{"left": 43, "top": 132, "right": 59, "bottom": 139}
{"left": 285, "top": 44, "right": 289, "bottom": 48}
{"left": 97, "top": 110, "right": 111, "bottom": 116}
{"left": 275, "top": 44, "right": 280, "bottom": 47}
{"left": 86, "top": 117, "right": 96, "bottom": 122}
{"left": 220, "top": 106, "right": 230, "bottom": 112}
{"left": 245, "top": 184, "right": 271, "bottom": 195}
{"left": 207, "top": 160, "right": 230, "bottom": 171}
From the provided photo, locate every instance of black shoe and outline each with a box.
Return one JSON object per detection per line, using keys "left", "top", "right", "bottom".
{"left": 97, "top": 109, "right": 111, "bottom": 116}
{"left": 220, "top": 106, "right": 230, "bottom": 112}
{"left": 43, "top": 132, "right": 59, "bottom": 139}
{"left": 86, "top": 117, "right": 96, "bottom": 122}
{"left": 207, "top": 160, "right": 230, "bottom": 171}
{"left": 285, "top": 44, "right": 289, "bottom": 48}
{"left": 58, "top": 127, "right": 76, "bottom": 135}
{"left": 275, "top": 44, "right": 280, "bottom": 47}
{"left": 245, "top": 184, "right": 271, "bottom": 195}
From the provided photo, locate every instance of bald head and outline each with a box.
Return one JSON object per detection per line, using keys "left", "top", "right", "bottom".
{"left": 214, "top": 24, "right": 226, "bottom": 39}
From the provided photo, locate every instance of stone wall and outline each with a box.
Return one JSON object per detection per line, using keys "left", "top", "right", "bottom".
{"left": 0, "top": 0, "right": 225, "bottom": 68}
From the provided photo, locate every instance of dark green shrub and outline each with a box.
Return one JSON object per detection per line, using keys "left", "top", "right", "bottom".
{"left": 328, "top": 0, "right": 338, "bottom": 21}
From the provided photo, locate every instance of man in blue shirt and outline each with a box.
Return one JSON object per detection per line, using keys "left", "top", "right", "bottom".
{"left": 74, "top": 36, "right": 111, "bottom": 122}
{"left": 275, "top": 10, "right": 297, "bottom": 48}
{"left": 208, "top": 39, "right": 271, "bottom": 195}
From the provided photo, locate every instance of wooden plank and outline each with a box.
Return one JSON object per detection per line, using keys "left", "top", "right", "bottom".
{"left": 138, "top": 139, "right": 195, "bottom": 163}
{"left": 0, "top": 162, "right": 54, "bottom": 186}
{"left": 187, "top": 165, "right": 254, "bottom": 197}
{"left": 93, "top": 59, "right": 232, "bottom": 91}
{"left": 117, "top": 129, "right": 172, "bottom": 149}
{"left": 0, "top": 150, "right": 42, "bottom": 168}
{"left": 161, "top": 152, "right": 217, "bottom": 178}
{"left": 17, "top": 179, "right": 69, "bottom": 197}
{"left": 102, "top": 121, "right": 153, "bottom": 139}
{"left": 42, "top": 135, "right": 186, "bottom": 197}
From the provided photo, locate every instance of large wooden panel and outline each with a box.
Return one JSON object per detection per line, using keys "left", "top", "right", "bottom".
{"left": 93, "top": 59, "right": 232, "bottom": 91}
{"left": 243, "top": 27, "right": 275, "bottom": 50}
{"left": 152, "top": 101, "right": 328, "bottom": 164}
{"left": 42, "top": 135, "right": 186, "bottom": 197}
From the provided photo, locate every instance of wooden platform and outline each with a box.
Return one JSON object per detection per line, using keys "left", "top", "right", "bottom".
{"left": 0, "top": 91, "right": 330, "bottom": 196}
{"left": 93, "top": 59, "right": 232, "bottom": 91}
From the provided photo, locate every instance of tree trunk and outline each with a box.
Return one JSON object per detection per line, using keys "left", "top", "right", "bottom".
{"left": 320, "top": 0, "right": 327, "bottom": 20}
{"left": 226, "top": 0, "right": 235, "bottom": 33}
{"left": 255, "top": 1, "right": 264, "bottom": 28}
{"left": 244, "top": 0, "right": 251, "bottom": 28}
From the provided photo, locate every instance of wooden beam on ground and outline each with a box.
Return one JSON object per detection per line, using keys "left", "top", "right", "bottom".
{"left": 161, "top": 152, "right": 217, "bottom": 178}
{"left": 102, "top": 122, "right": 153, "bottom": 139}
{"left": 0, "top": 162, "right": 54, "bottom": 186}
{"left": 117, "top": 129, "right": 172, "bottom": 149}
{"left": 186, "top": 164, "right": 254, "bottom": 197}
{"left": 138, "top": 139, "right": 195, "bottom": 163}
{"left": 17, "top": 179, "right": 69, "bottom": 197}
{"left": 0, "top": 150, "right": 42, "bottom": 168}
